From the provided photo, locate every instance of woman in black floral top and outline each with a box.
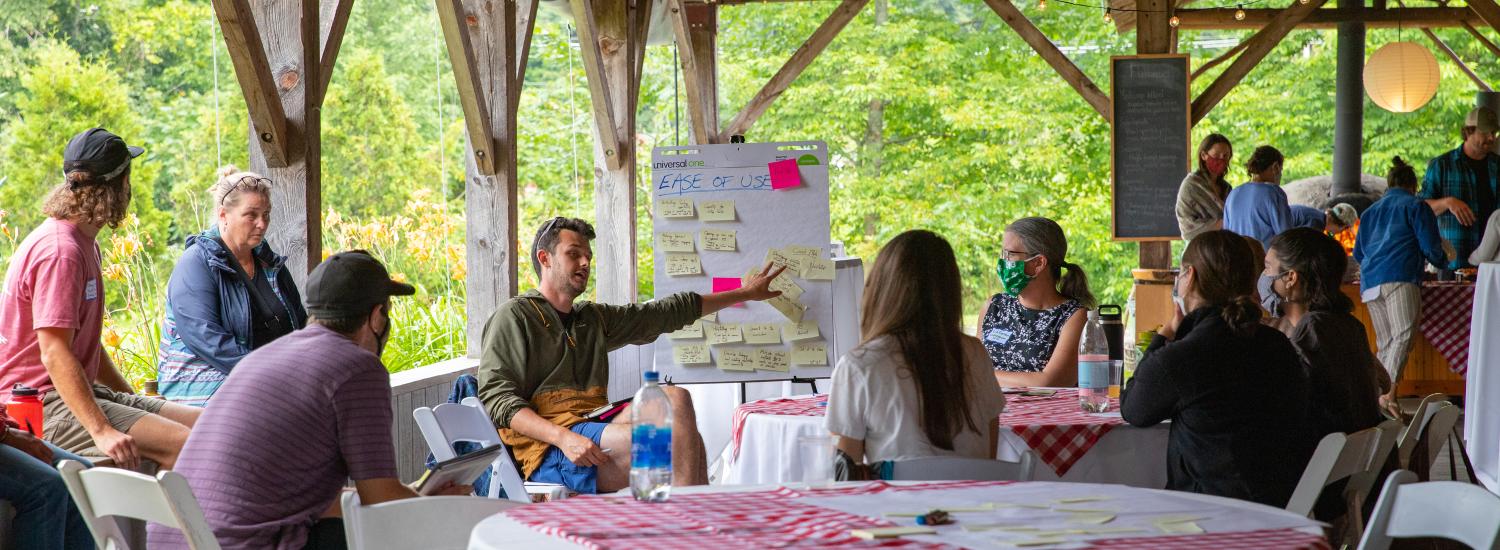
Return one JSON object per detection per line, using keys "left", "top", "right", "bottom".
{"left": 979, "top": 217, "right": 1095, "bottom": 387}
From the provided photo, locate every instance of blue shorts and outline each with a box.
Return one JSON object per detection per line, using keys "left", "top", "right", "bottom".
{"left": 530, "top": 422, "right": 609, "bottom": 494}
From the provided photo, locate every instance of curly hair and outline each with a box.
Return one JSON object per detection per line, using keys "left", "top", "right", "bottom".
{"left": 42, "top": 167, "right": 132, "bottom": 228}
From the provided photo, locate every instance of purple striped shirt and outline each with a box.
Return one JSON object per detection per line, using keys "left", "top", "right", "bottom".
{"left": 147, "top": 324, "right": 396, "bottom": 550}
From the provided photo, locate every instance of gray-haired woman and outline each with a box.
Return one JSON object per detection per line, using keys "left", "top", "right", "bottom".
{"left": 979, "top": 216, "right": 1096, "bottom": 387}
{"left": 157, "top": 166, "right": 307, "bottom": 406}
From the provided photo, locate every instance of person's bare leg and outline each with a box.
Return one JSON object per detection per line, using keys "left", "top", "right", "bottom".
{"left": 125, "top": 414, "right": 192, "bottom": 470}
{"left": 152, "top": 401, "right": 201, "bottom": 428}
{"left": 595, "top": 423, "right": 632, "bottom": 493}
{"left": 661, "top": 386, "right": 707, "bottom": 486}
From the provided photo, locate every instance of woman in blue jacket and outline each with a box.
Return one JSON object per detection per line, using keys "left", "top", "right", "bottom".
{"left": 157, "top": 166, "right": 307, "bottom": 406}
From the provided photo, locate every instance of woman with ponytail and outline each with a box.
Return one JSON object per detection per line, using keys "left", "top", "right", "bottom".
{"left": 980, "top": 217, "right": 1094, "bottom": 387}
{"left": 1121, "top": 230, "right": 1315, "bottom": 507}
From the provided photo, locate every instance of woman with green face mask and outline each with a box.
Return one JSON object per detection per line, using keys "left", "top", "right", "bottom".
{"left": 978, "top": 217, "right": 1097, "bottom": 388}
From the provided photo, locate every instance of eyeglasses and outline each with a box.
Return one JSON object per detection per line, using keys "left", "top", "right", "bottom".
{"left": 220, "top": 175, "right": 272, "bottom": 206}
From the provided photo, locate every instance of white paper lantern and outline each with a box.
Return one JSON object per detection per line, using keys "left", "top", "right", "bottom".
{"left": 1364, "top": 41, "right": 1441, "bottom": 113}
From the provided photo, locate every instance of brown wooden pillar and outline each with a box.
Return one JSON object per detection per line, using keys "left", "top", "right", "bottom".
{"left": 670, "top": 0, "right": 722, "bottom": 144}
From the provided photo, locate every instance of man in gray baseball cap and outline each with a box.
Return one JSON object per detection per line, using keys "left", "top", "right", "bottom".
{"left": 1420, "top": 106, "right": 1499, "bottom": 270}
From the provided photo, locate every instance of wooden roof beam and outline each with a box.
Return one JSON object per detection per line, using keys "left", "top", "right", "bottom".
{"left": 570, "top": 0, "right": 625, "bottom": 170}
{"left": 1166, "top": 6, "right": 1480, "bottom": 30}
{"left": 719, "top": 0, "right": 870, "bottom": 142}
{"left": 984, "top": 0, "right": 1113, "bottom": 123}
{"left": 669, "top": 0, "right": 718, "bottom": 144}
{"left": 1468, "top": 0, "right": 1500, "bottom": 40}
{"left": 1423, "top": 27, "right": 1492, "bottom": 91}
{"left": 1191, "top": 0, "right": 1327, "bottom": 126}
{"left": 1190, "top": 38, "right": 1250, "bottom": 81}
{"left": 316, "top": 0, "right": 355, "bottom": 105}
{"left": 1460, "top": 20, "right": 1500, "bottom": 58}
{"left": 211, "top": 0, "right": 291, "bottom": 167}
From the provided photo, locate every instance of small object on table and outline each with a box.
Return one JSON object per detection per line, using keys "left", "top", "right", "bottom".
{"left": 1022, "top": 389, "right": 1057, "bottom": 397}
{"left": 850, "top": 526, "right": 938, "bottom": 540}
{"left": 915, "top": 510, "right": 954, "bottom": 526}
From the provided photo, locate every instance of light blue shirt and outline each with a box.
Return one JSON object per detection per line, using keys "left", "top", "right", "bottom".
{"left": 1223, "top": 181, "right": 1293, "bottom": 248}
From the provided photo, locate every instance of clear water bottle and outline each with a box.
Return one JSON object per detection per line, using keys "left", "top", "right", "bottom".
{"left": 630, "top": 370, "right": 673, "bottom": 502}
{"left": 1078, "top": 309, "right": 1111, "bottom": 413}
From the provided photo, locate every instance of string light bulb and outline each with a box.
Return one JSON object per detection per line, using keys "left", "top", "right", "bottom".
{"left": 1234, "top": 5, "right": 1246, "bottom": 20}
{"left": 1169, "top": 15, "right": 1181, "bottom": 27}
{"left": 1103, "top": 7, "right": 1113, "bottom": 22}
{"left": 1037, "top": 0, "right": 1047, "bottom": 10}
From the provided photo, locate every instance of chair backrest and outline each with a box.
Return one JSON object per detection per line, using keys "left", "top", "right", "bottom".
{"left": 1405, "top": 404, "right": 1461, "bottom": 477}
{"left": 1398, "top": 393, "right": 1450, "bottom": 467}
{"left": 1287, "top": 426, "right": 1385, "bottom": 516}
{"left": 1358, "top": 470, "right": 1500, "bottom": 550}
{"left": 57, "top": 460, "right": 220, "bottom": 550}
{"left": 340, "top": 490, "right": 518, "bottom": 550}
{"left": 889, "top": 451, "right": 1038, "bottom": 482}
{"left": 413, "top": 397, "right": 529, "bottom": 503}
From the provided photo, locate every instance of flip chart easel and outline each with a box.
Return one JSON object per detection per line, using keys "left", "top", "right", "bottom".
{"left": 648, "top": 141, "right": 835, "bottom": 384}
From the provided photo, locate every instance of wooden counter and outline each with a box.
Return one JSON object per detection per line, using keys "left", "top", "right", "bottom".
{"left": 1341, "top": 284, "right": 1466, "bottom": 397}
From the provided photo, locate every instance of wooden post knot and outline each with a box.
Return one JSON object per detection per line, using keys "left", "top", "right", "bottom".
{"left": 260, "top": 132, "right": 274, "bottom": 142}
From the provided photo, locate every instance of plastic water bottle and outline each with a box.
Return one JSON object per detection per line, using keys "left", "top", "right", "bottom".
{"left": 630, "top": 371, "right": 672, "bottom": 502}
{"left": 1078, "top": 310, "right": 1111, "bottom": 413}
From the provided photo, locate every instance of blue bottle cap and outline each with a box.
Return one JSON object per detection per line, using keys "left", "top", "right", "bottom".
{"left": 643, "top": 371, "right": 660, "bottom": 383}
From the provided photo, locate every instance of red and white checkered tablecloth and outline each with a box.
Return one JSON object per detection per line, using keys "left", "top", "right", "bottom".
{"left": 503, "top": 481, "right": 1326, "bottom": 549}
{"left": 1419, "top": 283, "right": 1476, "bottom": 375}
{"left": 726, "top": 390, "right": 1122, "bottom": 476}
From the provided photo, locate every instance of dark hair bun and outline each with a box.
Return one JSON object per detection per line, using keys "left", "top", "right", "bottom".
{"left": 1392, "top": 156, "right": 1409, "bottom": 170}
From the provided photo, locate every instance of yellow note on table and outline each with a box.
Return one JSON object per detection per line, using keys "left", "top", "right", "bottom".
{"left": 1066, "top": 513, "right": 1116, "bottom": 525}
{"left": 768, "top": 273, "right": 804, "bottom": 301}
{"left": 707, "top": 323, "right": 743, "bottom": 345}
{"left": 659, "top": 198, "right": 695, "bottom": 218}
{"left": 743, "top": 323, "right": 782, "bottom": 344}
{"left": 792, "top": 341, "right": 828, "bottom": 365}
{"left": 717, "top": 349, "right": 756, "bottom": 371}
{"left": 673, "top": 344, "right": 710, "bottom": 365}
{"left": 850, "top": 526, "right": 936, "bottom": 540}
{"left": 669, "top": 321, "right": 704, "bottom": 339}
{"left": 699, "top": 200, "right": 735, "bottom": 222}
{"left": 755, "top": 349, "right": 790, "bottom": 372}
{"left": 802, "top": 257, "right": 835, "bottom": 280}
{"left": 1054, "top": 497, "right": 1111, "bottom": 504}
{"left": 1156, "top": 521, "right": 1204, "bottom": 534}
{"left": 665, "top": 253, "right": 702, "bottom": 276}
{"left": 786, "top": 245, "right": 821, "bottom": 260}
{"left": 700, "top": 312, "right": 717, "bottom": 322}
{"left": 784, "top": 320, "right": 820, "bottom": 341}
{"left": 658, "top": 232, "right": 695, "bottom": 253}
{"left": 700, "top": 229, "right": 737, "bottom": 251}
{"left": 767, "top": 295, "right": 806, "bottom": 323}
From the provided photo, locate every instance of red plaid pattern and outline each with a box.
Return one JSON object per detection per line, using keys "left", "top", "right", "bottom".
{"left": 1419, "top": 283, "right": 1476, "bottom": 375}
{"left": 1089, "top": 528, "right": 1330, "bottom": 549}
{"left": 728, "top": 394, "right": 826, "bottom": 460}
{"left": 998, "top": 389, "right": 1124, "bottom": 476}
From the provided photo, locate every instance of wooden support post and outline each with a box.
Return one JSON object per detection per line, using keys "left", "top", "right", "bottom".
{"left": 1191, "top": 0, "right": 1327, "bottom": 126}
{"left": 573, "top": 0, "right": 653, "bottom": 304}
{"left": 215, "top": 0, "right": 346, "bottom": 283}
{"left": 437, "top": 0, "right": 537, "bottom": 356}
{"left": 1468, "top": 0, "right": 1500, "bottom": 36}
{"left": 1191, "top": 38, "right": 1251, "bottom": 81}
{"left": 1461, "top": 21, "right": 1500, "bottom": 58}
{"left": 984, "top": 0, "right": 1113, "bottom": 123}
{"left": 1422, "top": 28, "right": 1492, "bottom": 91}
{"left": 1137, "top": 0, "right": 1174, "bottom": 269}
{"left": 719, "top": 0, "right": 869, "bottom": 141}
{"left": 669, "top": 0, "right": 721, "bottom": 144}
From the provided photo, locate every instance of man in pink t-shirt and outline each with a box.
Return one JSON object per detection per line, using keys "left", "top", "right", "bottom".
{"left": 0, "top": 128, "right": 199, "bottom": 469}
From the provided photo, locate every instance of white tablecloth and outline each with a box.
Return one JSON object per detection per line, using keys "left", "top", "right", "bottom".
{"left": 717, "top": 412, "right": 1170, "bottom": 487}
{"left": 1465, "top": 262, "right": 1500, "bottom": 493}
{"left": 467, "top": 481, "right": 1324, "bottom": 550}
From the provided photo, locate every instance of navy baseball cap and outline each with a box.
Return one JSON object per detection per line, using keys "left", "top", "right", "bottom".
{"left": 62, "top": 128, "right": 144, "bottom": 182}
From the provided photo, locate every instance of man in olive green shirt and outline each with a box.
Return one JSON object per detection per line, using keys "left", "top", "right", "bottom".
{"left": 478, "top": 217, "right": 784, "bottom": 494}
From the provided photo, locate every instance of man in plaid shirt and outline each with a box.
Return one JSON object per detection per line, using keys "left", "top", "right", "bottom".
{"left": 1421, "top": 106, "right": 1499, "bottom": 269}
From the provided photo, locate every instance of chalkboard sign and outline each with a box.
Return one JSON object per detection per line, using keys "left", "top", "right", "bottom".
{"left": 1111, "top": 55, "right": 1190, "bottom": 241}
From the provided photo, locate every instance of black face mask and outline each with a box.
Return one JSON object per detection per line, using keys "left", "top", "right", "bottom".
{"left": 370, "top": 306, "right": 391, "bottom": 357}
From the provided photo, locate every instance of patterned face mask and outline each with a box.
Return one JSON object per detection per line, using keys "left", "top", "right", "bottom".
{"left": 996, "top": 254, "right": 1040, "bottom": 297}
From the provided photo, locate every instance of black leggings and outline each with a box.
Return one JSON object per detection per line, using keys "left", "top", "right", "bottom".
{"left": 301, "top": 518, "right": 348, "bottom": 550}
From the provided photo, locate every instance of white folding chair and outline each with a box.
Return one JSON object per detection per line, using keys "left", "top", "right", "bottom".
{"left": 890, "top": 450, "right": 1038, "bottom": 482}
{"left": 1358, "top": 470, "right": 1500, "bottom": 550}
{"left": 1400, "top": 403, "right": 1462, "bottom": 480}
{"left": 1286, "top": 425, "right": 1386, "bottom": 517}
{"left": 56, "top": 460, "right": 219, "bottom": 550}
{"left": 1397, "top": 394, "right": 1449, "bottom": 467}
{"left": 340, "top": 490, "right": 518, "bottom": 550}
{"left": 413, "top": 396, "right": 566, "bottom": 503}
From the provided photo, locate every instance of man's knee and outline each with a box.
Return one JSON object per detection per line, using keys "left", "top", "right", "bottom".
{"left": 662, "top": 387, "right": 695, "bottom": 415}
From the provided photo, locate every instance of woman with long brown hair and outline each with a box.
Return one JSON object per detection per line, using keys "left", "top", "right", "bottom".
{"left": 1176, "top": 134, "right": 1234, "bottom": 240}
{"left": 1122, "top": 230, "right": 1315, "bottom": 507}
{"left": 826, "top": 230, "right": 1004, "bottom": 463}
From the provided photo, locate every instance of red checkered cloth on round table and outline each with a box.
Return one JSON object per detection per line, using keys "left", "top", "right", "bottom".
{"left": 1089, "top": 528, "right": 1330, "bottom": 549}
{"left": 998, "top": 389, "right": 1125, "bottom": 477}
{"left": 1419, "top": 283, "right": 1477, "bottom": 375}
{"left": 728, "top": 394, "right": 827, "bottom": 460}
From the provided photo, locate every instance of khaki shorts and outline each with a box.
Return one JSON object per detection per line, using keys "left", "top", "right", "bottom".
{"left": 42, "top": 383, "right": 165, "bottom": 459}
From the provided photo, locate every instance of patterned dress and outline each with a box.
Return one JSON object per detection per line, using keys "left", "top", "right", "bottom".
{"left": 980, "top": 294, "right": 1083, "bottom": 372}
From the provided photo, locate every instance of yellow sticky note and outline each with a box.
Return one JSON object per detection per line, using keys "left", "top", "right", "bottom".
{"left": 786, "top": 245, "right": 821, "bottom": 259}
{"left": 850, "top": 526, "right": 936, "bottom": 540}
{"left": 665, "top": 253, "right": 701, "bottom": 277}
{"left": 1004, "top": 538, "right": 1068, "bottom": 547}
{"left": 791, "top": 341, "right": 827, "bottom": 365}
{"left": 673, "top": 344, "right": 710, "bottom": 364}
{"left": 700, "top": 312, "right": 717, "bottom": 322}
{"left": 717, "top": 349, "right": 756, "bottom": 371}
{"left": 767, "top": 295, "right": 805, "bottom": 323}
{"left": 707, "top": 323, "right": 743, "bottom": 345}
{"left": 781, "top": 252, "right": 808, "bottom": 275}
{"left": 764, "top": 249, "right": 793, "bottom": 271}
{"left": 699, "top": 200, "right": 735, "bottom": 222}
{"left": 1066, "top": 513, "right": 1116, "bottom": 525}
{"left": 743, "top": 324, "right": 782, "bottom": 344}
{"left": 1156, "top": 521, "right": 1204, "bottom": 534}
{"left": 1054, "top": 497, "right": 1111, "bottom": 504}
{"left": 768, "top": 273, "right": 804, "bottom": 301}
{"left": 784, "top": 320, "right": 820, "bottom": 341}
{"left": 700, "top": 229, "right": 736, "bottom": 252}
{"left": 658, "top": 232, "right": 695, "bottom": 253}
{"left": 802, "top": 257, "right": 835, "bottom": 281}
{"left": 659, "top": 198, "right": 694, "bottom": 218}
{"left": 754, "top": 349, "right": 790, "bottom": 372}
{"left": 668, "top": 321, "right": 704, "bottom": 339}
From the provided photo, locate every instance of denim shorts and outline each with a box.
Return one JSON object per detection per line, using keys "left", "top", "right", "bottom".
{"left": 529, "top": 422, "right": 609, "bottom": 494}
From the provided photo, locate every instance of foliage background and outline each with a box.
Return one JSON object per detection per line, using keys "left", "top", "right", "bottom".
{"left": 1, "top": 0, "right": 1494, "bottom": 387}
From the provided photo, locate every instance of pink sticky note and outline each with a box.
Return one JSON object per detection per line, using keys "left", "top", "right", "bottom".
{"left": 712, "top": 277, "right": 744, "bottom": 307}
{"left": 769, "top": 159, "right": 801, "bottom": 190}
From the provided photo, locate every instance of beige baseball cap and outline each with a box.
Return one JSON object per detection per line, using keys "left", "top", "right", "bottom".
{"left": 1465, "top": 106, "right": 1499, "bottom": 134}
